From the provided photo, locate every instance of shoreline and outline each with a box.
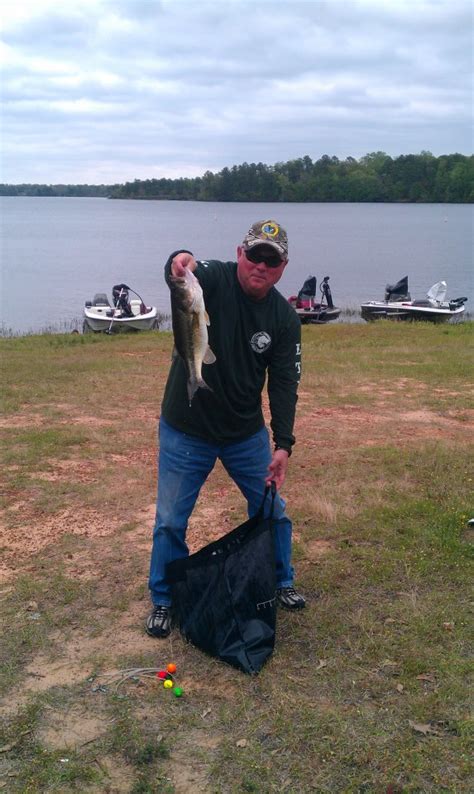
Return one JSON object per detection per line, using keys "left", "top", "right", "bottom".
{"left": 2, "top": 308, "right": 472, "bottom": 338}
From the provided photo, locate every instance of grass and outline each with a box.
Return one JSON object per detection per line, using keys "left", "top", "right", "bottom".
{"left": 0, "top": 322, "right": 473, "bottom": 792}
{"left": 1, "top": 569, "right": 95, "bottom": 693}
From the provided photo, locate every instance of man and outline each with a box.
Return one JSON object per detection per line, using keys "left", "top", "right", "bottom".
{"left": 146, "top": 219, "right": 304, "bottom": 638}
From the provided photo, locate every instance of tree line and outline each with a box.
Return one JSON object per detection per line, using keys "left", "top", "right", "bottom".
{"left": 0, "top": 183, "right": 116, "bottom": 198}
{"left": 1, "top": 152, "right": 472, "bottom": 203}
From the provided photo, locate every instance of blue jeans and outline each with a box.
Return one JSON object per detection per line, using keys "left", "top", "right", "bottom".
{"left": 148, "top": 418, "right": 295, "bottom": 606}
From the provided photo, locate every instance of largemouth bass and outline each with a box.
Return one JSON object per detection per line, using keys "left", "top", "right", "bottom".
{"left": 170, "top": 267, "right": 216, "bottom": 404}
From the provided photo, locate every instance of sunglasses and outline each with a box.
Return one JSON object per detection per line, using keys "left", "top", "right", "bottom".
{"left": 245, "top": 248, "right": 283, "bottom": 268}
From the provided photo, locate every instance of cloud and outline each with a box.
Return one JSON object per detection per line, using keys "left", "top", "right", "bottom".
{"left": 1, "top": 0, "right": 472, "bottom": 184}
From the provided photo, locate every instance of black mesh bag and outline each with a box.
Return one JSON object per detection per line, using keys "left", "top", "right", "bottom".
{"left": 167, "top": 485, "right": 277, "bottom": 675}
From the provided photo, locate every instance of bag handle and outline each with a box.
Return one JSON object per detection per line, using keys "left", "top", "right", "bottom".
{"left": 259, "top": 480, "right": 276, "bottom": 520}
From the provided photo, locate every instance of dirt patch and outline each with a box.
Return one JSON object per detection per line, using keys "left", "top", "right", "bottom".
{"left": 2, "top": 657, "right": 95, "bottom": 718}
{"left": 60, "top": 415, "right": 116, "bottom": 426}
{"left": 0, "top": 414, "right": 46, "bottom": 429}
{"left": 33, "top": 460, "right": 98, "bottom": 483}
{"left": 167, "top": 728, "right": 221, "bottom": 793}
{"left": 400, "top": 409, "right": 474, "bottom": 425}
{"left": 295, "top": 403, "right": 473, "bottom": 449}
{"left": 38, "top": 709, "right": 105, "bottom": 750}
{"left": 0, "top": 507, "right": 112, "bottom": 581}
{"left": 188, "top": 487, "right": 242, "bottom": 551}
{"left": 96, "top": 756, "right": 137, "bottom": 792}
{"left": 120, "top": 351, "right": 155, "bottom": 357}
{"left": 304, "top": 539, "right": 335, "bottom": 560}
{"left": 1, "top": 600, "right": 153, "bottom": 716}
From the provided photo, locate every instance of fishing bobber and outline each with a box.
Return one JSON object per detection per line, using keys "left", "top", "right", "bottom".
{"left": 173, "top": 686, "right": 183, "bottom": 697}
{"left": 163, "top": 679, "right": 173, "bottom": 689}
{"left": 167, "top": 663, "right": 177, "bottom": 674}
{"left": 157, "top": 670, "right": 168, "bottom": 679}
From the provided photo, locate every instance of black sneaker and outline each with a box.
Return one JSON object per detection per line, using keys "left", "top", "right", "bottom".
{"left": 146, "top": 605, "right": 171, "bottom": 638}
{"left": 276, "top": 587, "right": 306, "bottom": 610}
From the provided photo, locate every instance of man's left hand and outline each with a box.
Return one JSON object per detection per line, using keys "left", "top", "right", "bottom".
{"left": 266, "top": 449, "right": 289, "bottom": 491}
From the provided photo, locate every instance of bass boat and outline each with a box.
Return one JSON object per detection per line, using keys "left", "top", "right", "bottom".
{"left": 288, "top": 276, "right": 341, "bottom": 324}
{"left": 83, "top": 283, "right": 159, "bottom": 333}
{"left": 361, "top": 277, "right": 467, "bottom": 323}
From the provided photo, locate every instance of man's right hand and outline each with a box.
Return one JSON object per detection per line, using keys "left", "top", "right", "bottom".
{"left": 171, "top": 252, "right": 197, "bottom": 277}
{"left": 266, "top": 448, "right": 289, "bottom": 491}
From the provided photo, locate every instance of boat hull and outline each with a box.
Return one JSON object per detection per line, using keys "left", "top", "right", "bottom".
{"left": 84, "top": 306, "right": 158, "bottom": 332}
{"left": 361, "top": 302, "right": 465, "bottom": 323}
{"left": 296, "top": 307, "right": 341, "bottom": 324}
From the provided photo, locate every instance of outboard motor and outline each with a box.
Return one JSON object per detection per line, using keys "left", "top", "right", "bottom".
{"left": 385, "top": 276, "right": 410, "bottom": 302}
{"left": 449, "top": 296, "right": 468, "bottom": 310}
{"left": 297, "top": 276, "right": 317, "bottom": 309}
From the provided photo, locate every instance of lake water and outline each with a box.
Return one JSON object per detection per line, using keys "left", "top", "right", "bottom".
{"left": 1, "top": 197, "right": 472, "bottom": 333}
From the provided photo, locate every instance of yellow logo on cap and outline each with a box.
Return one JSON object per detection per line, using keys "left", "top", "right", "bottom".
{"left": 261, "top": 222, "right": 279, "bottom": 238}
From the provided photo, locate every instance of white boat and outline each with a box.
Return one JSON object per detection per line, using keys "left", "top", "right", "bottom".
{"left": 361, "top": 277, "right": 467, "bottom": 323}
{"left": 83, "top": 283, "right": 159, "bottom": 333}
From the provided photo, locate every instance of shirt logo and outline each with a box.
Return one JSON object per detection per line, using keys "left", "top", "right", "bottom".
{"left": 250, "top": 331, "right": 271, "bottom": 353}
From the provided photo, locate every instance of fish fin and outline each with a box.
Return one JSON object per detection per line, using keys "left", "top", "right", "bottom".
{"left": 204, "top": 310, "right": 210, "bottom": 326}
{"left": 203, "top": 346, "right": 216, "bottom": 365}
{"left": 187, "top": 377, "right": 213, "bottom": 405}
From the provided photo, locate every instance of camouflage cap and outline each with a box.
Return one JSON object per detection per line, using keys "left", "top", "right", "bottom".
{"left": 242, "top": 220, "right": 288, "bottom": 259}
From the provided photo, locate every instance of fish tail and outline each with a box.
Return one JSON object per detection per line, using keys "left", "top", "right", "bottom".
{"left": 187, "top": 376, "right": 213, "bottom": 405}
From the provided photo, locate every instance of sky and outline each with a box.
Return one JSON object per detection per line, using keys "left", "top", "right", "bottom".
{"left": 1, "top": 0, "right": 472, "bottom": 185}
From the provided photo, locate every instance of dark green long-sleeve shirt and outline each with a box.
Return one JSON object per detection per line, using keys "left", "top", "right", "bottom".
{"left": 161, "top": 253, "right": 301, "bottom": 453}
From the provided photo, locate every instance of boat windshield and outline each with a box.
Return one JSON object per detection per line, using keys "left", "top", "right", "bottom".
{"left": 426, "top": 281, "right": 447, "bottom": 302}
